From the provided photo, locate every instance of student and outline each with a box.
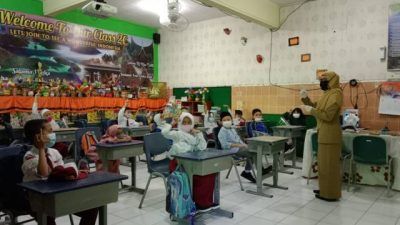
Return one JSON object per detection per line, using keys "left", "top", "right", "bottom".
{"left": 218, "top": 111, "right": 271, "bottom": 183}
{"left": 162, "top": 112, "right": 215, "bottom": 211}
{"left": 32, "top": 93, "right": 60, "bottom": 130}
{"left": 150, "top": 113, "right": 163, "bottom": 133}
{"left": 224, "top": 105, "right": 246, "bottom": 126}
{"left": 118, "top": 100, "right": 141, "bottom": 128}
{"left": 21, "top": 119, "right": 98, "bottom": 225}
{"left": 203, "top": 110, "right": 218, "bottom": 137}
{"left": 99, "top": 124, "right": 132, "bottom": 173}
{"left": 247, "top": 108, "right": 269, "bottom": 137}
{"left": 283, "top": 108, "right": 306, "bottom": 126}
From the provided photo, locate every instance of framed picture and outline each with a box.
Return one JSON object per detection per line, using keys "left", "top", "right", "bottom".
{"left": 301, "top": 53, "right": 311, "bottom": 62}
{"left": 288, "top": 37, "right": 299, "bottom": 46}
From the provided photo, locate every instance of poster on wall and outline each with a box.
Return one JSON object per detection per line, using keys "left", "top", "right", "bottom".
{"left": 388, "top": 4, "right": 400, "bottom": 70}
{"left": 378, "top": 82, "right": 400, "bottom": 115}
{"left": 0, "top": 9, "right": 154, "bottom": 90}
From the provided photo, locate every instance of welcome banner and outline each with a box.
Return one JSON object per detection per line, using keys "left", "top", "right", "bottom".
{"left": 0, "top": 9, "right": 154, "bottom": 88}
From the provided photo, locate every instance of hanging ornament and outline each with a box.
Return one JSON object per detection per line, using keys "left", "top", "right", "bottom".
{"left": 223, "top": 28, "right": 231, "bottom": 35}
{"left": 256, "top": 54, "right": 263, "bottom": 63}
{"left": 240, "top": 37, "right": 248, "bottom": 46}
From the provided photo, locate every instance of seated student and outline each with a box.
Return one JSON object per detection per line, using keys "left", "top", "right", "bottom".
{"left": 203, "top": 109, "right": 218, "bottom": 138}
{"left": 162, "top": 112, "right": 216, "bottom": 211}
{"left": 287, "top": 107, "right": 306, "bottom": 126}
{"left": 247, "top": 108, "right": 270, "bottom": 137}
{"left": 99, "top": 124, "right": 132, "bottom": 173}
{"left": 118, "top": 100, "right": 141, "bottom": 128}
{"left": 218, "top": 112, "right": 271, "bottom": 183}
{"left": 32, "top": 93, "right": 60, "bottom": 130}
{"left": 22, "top": 119, "right": 98, "bottom": 225}
{"left": 233, "top": 110, "right": 246, "bottom": 126}
{"left": 150, "top": 113, "right": 163, "bottom": 133}
{"left": 32, "top": 93, "right": 71, "bottom": 157}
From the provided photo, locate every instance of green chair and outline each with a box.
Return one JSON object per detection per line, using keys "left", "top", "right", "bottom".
{"left": 348, "top": 136, "right": 392, "bottom": 194}
{"left": 307, "top": 133, "right": 318, "bottom": 184}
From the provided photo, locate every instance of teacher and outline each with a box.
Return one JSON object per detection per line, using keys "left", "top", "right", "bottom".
{"left": 300, "top": 71, "right": 343, "bottom": 202}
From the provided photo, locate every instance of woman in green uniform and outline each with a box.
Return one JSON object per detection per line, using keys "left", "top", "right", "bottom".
{"left": 300, "top": 71, "right": 343, "bottom": 201}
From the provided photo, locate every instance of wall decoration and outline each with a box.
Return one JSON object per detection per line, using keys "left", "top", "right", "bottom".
{"left": 388, "top": 4, "right": 400, "bottom": 70}
{"left": 0, "top": 8, "right": 154, "bottom": 96}
{"left": 256, "top": 54, "right": 264, "bottom": 63}
{"left": 288, "top": 36, "right": 299, "bottom": 46}
{"left": 241, "top": 37, "right": 248, "bottom": 46}
{"left": 301, "top": 54, "right": 311, "bottom": 62}
{"left": 223, "top": 28, "right": 231, "bottom": 35}
{"left": 379, "top": 82, "right": 400, "bottom": 115}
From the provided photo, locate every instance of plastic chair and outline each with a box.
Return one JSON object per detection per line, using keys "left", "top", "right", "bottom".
{"left": 213, "top": 127, "right": 244, "bottom": 191}
{"left": 348, "top": 136, "right": 392, "bottom": 194}
{"left": 139, "top": 133, "right": 171, "bottom": 208}
{"left": 307, "top": 133, "right": 318, "bottom": 184}
{"left": 75, "top": 127, "right": 101, "bottom": 167}
{"left": 136, "top": 115, "right": 148, "bottom": 126}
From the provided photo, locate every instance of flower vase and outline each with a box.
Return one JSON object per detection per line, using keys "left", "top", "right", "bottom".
{"left": 28, "top": 91, "right": 34, "bottom": 96}
{"left": 61, "top": 92, "right": 68, "bottom": 97}
{"left": 22, "top": 89, "right": 28, "bottom": 96}
{"left": 50, "top": 91, "right": 55, "bottom": 97}
{"left": 42, "top": 92, "right": 49, "bottom": 97}
{"left": 12, "top": 88, "right": 18, "bottom": 96}
{"left": 195, "top": 96, "right": 200, "bottom": 102}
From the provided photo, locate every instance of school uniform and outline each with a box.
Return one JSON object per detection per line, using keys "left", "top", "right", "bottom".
{"left": 117, "top": 107, "right": 140, "bottom": 127}
{"left": 22, "top": 147, "right": 98, "bottom": 225}
{"left": 162, "top": 121, "right": 215, "bottom": 209}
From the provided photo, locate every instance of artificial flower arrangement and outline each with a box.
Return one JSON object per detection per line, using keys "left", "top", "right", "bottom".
{"left": 184, "top": 88, "right": 196, "bottom": 101}
{"left": 198, "top": 87, "right": 210, "bottom": 102}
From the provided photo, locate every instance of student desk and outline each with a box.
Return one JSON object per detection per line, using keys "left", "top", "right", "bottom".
{"left": 172, "top": 149, "right": 236, "bottom": 221}
{"left": 271, "top": 125, "right": 306, "bottom": 169}
{"left": 96, "top": 140, "right": 145, "bottom": 194}
{"left": 18, "top": 172, "right": 127, "bottom": 225}
{"left": 246, "top": 136, "right": 289, "bottom": 198}
{"left": 54, "top": 128, "right": 79, "bottom": 143}
{"left": 122, "top": 126, "right": 150, "bottom": 138}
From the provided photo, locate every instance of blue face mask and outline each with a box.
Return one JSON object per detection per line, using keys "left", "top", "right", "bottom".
{"left": 46, "top": 133, "right": 56, "bottom": 148}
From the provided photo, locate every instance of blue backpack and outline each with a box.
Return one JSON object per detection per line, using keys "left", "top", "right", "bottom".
{"left": 167, "top": 166, "right": 196, "bottom": 220}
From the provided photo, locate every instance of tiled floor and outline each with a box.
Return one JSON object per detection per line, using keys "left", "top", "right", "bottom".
{"left": 13, "top": 160, "right": 400, "bottom": 225}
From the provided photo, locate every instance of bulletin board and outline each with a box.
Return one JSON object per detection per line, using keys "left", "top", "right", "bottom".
{"left": 378, "top": 82, "right": 400, "bottom": 115}
{"left": 388, "top": 4, "right": 400, "bottom": 70}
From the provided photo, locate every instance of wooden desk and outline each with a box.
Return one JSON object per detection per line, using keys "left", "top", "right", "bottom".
{"left": 272, "top": 125, "right": 306, "bottom": 169}
{"left": 96, "top": 140, "right": 145, "bottom": 194}
{"left": 246, "top": 136, "right": 289, "bottom": 198}
{"left": 173, "top": 149, "right": 236, "bottom": 222}
{"left": 122, "top": 126, "right": 150, "bottom": 138}
{"left": 18, "top": 172, "right": 127, "bottom": 225}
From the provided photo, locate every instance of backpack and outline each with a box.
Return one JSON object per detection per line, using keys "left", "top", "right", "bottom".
{"left": 166, "top": 166, "right": 196, "bottom": 220}
{"left": 80, "top": 131, "right": 100, "bottom": 165}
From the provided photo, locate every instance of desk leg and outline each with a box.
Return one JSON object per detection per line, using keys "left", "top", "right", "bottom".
{"left": 37, "top": 213, "right": 47, "bottom": 225}
{"left": 263, "top": 153, "right": 288, "bottom": 190}
{"left": 128, "top": 157, "right": 145, "bottom": 194}
{"left": 246, "top": 145, "right": 273, "bottom": 198}
{"left": 99, "top": 205, "right": 107, "bottom": 225}
{"left": 283, "top": 137, "right": 301, "bottom": 170}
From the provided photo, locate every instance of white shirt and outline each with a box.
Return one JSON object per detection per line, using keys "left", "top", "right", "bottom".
{"left": 21, "top": 147, "right": 63, "bottom": 182}
{"left": 203, "top": 112, "right": 218, "bottom": 135}
{"left": 161, "top": 123, "right": 207, "bottom": 159}
{"left": 118, "top": 107, "right": 140, "bottom": 128}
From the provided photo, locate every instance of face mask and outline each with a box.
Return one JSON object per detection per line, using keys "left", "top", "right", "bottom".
{"left": 222, "top": 121, "right": 232, "bottom": 128}
{"left": 46, "top": 133, "right": 56, "bottom": 148}
{"left": 254, "top": 117, "right": 262, "bottom": 122}
{"left": 180, "top": 125, "right": 192, "bottom": 133}
{"left": 233, "top": 118, "right": 240, "bottom": 125}
{"left": 320, "top": 79, "right": 330, "bottom": 91}
{"left": 293, "top": 113, "right": 300, "bottom": 119}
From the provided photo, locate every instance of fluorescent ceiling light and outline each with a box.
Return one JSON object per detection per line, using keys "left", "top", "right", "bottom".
{"left": 136, "top": 0, "right": 187, "bottom": 17}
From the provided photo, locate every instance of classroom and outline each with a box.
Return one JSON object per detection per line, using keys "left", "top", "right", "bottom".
{"left": 0, "top": 0, "right": 400, "bottom": 225}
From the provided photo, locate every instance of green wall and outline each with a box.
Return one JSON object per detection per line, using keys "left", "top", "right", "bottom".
{"left": 173, "top": 87, "right": 232, "bottom": 109}
{"left": 0, "top": 0, "right": 159, "bottom": 82}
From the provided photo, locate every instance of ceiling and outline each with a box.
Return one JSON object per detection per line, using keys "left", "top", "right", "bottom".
{"left": 106, "top": 0, "right": 226, "bottom": 28}
{"left": 270, "top": 0, "right": 304, "bottom": 6}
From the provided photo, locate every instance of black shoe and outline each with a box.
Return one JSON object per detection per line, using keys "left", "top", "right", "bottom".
{"left": 315, "top": 194, "right": 338, "bottom": 202}
{"left": 241, "top": 171, "right": 256, "bottom": 183}
{"left": 262, "top": 165, "right": 273, "bottom": 175}
{"left": 313, "top": 190, "right": 320, "bottom": 194}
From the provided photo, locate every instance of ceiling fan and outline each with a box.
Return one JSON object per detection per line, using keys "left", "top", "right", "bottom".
{"left": 159, "top": 0, "right": 189, "bottom": 32}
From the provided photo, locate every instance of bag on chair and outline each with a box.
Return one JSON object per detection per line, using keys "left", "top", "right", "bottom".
{"left": 166, "top": 166, "right": 196, "bottom": 220}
